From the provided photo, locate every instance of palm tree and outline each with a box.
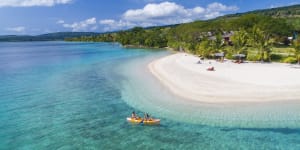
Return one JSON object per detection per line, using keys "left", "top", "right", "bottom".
{"left": 264, "top": 38, "right": 275, "bottom": 62}
{"left": 231, "top": 28, "right": 248, "bottom": 55}
{"left": 197, "top": 38, "right": 212, "bottom": 58}
{"left": 293, "top": 37, "right": 300, "bottom": 64}
{"left": 249, "top": 26, "right": 272, "bottom": 62}
{"left": 213, "top": 32, "right": 223, "bottom": 52}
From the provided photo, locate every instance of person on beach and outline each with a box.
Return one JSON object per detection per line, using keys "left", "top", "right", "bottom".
{"left": 207, "top": 66, "right": 215, "bottom": 71}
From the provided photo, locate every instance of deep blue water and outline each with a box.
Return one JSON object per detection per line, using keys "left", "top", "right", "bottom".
{"left": 0, "top": 42, "right": 299, "bottom": 149}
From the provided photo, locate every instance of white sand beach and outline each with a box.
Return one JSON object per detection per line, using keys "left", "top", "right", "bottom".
{"left": 149, "top": 53, "right": 300, "bottom": 103}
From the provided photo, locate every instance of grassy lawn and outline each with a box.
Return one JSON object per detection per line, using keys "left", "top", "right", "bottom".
{"left": 239, "top": 46, "right": 296, "bottom": 62}
{"left": 272, "top": 47, "right": 294, "bottom": 56}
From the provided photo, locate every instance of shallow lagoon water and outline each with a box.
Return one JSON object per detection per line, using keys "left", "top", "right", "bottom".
{"left": 0, "top": 42, "right": 299, "bottom": 149}
{"left": 120, "top": 50, "right": 300, "bottom": 129}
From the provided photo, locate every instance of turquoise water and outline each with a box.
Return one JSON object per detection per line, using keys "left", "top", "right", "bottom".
{"left": 0, "top": 42, "right": 299, "bottom": 149}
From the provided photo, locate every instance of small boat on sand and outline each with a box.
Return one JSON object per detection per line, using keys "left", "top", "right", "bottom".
{"left": 126, "top": 117, "right": 160, "bottom": 125}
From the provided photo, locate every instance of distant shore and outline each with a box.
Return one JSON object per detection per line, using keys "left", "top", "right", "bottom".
{"left": 149, "top": 53, "right": 300, "bottom": 103}
{"left": 122, "top": 44, "right": 173, "bottom": 50}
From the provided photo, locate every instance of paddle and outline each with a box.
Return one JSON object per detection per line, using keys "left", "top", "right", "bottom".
{"left": 139, "top": 119, "right": 144, "bottom": 124}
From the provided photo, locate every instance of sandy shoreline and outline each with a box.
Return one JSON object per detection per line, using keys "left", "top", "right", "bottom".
{"left": 149, "top": 53, "right": 300, "bottom": 103}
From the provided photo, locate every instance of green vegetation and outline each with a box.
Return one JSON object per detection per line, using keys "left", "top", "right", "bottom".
{"left": 221, "top": 4, "right": 300, "bottom": 18}
{"left": 0, "top": 32, "right": 100, "bottom": 42}
{"left": 66, "top": 5, "right": 300, "bottom": 63}
{"left": 293, "top": 37, "right": 300, "bottom": 64}
{"left": 283, "top": 56, "right": 297, "bottom": 63}
{"left": 66, "top": 27, "right": 169, "bottom": 48}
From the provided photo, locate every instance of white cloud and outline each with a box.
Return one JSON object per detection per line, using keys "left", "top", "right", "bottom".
{"left": 100, "top": 19, "right": 137, "bottom": 31}
{"left": 100, "top": 1, "right": 238, "bottom": 31}
{"left": 99, "top": 19, "right": 116, "bottom": 25}
{"left": 206, "top": 2, "right": 238, "bottom": 12}
{"left": 0, "top": 0, "right": 72, "bottom": 7}
{"left": 123, "top": 2, "right": 186, "bottom": 23}
{"left": 6, "top": 26, "right": 26, "bottom": 32}
{"left": 63, "top": 17, "right": 97, "bottom": 32}
{"left": 123, "top": 2, "right": 238, "bottom": 23}
{"left": 56, "top": 20, "right": 65, "bottom": 24}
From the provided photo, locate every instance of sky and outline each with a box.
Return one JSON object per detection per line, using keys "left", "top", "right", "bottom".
{"left": 0, "top": 0, "right": 299, "bottom": 35}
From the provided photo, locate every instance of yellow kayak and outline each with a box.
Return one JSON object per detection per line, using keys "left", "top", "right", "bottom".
{"left": 126, "top": 117, "right": 160, "bottom": 125}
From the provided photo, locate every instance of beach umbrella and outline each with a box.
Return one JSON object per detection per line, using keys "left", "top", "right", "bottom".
{"left": 214, "top": 52, "right": 224, "bottom": 57}
{"left": 233, "top": 54, "right": 246, "bottom": 58}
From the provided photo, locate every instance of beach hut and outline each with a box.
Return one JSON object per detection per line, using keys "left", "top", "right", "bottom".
{"left": 214, "top": 52, "right": 225, "bottom": 62}
{"left": 222, "top": 31, "right": 234, "bottom": 45}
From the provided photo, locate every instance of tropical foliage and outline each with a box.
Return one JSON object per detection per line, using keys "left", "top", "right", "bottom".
{"left": 0, "top": 32, "right": 99, "bottom": 42}
{"left": 293, "top": 37, "right": 300, "bottom": 64}
{"left": 231, "top": 28, "right": 248, "bottom": 55}
{"left": 64, "top": 2, "right": 300, "bottom": 64}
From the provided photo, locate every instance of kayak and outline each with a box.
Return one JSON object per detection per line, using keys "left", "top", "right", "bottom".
{"left": 126, "top": 117, "right": 160, "bottom": 125}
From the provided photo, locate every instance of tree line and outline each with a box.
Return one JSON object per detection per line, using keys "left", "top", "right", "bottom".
{"left": 65, "top": 14, "right": 300, "bottom": 63}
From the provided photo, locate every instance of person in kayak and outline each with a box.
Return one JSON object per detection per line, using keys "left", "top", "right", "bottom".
{"left": 144, "top": 113, "right": 153, "bottom": 121}
{"left": 131, "top": 111, "right": 138, "bottom": 119}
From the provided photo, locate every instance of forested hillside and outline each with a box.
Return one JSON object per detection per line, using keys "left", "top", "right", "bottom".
{"left": 66, "top": 5, "right": 300, "bottom": 63}
{"left": 219, "top": 4, "right": 300, "bottom": 30}
{"left": 0, "top": 32, "right": 99, "bottom": 42}
{"left": 221, "top": 4, "right": 300, "bottom": 18}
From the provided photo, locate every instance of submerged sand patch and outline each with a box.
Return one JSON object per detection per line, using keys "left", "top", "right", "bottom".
{"left": 119, "top": 52, "right": 300, "bottom": 128}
